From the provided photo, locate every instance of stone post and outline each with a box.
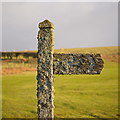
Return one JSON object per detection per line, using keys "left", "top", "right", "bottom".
{"left": 37, "top": 20, "right": 54, "bottom": 119}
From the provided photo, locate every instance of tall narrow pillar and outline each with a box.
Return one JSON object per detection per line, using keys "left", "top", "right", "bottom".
{"left": 37, "top": 20, "right": 54, "bottom": 119}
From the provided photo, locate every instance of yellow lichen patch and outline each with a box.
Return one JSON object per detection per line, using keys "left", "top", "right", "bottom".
{"left": 39, "top": 20, "right": 54, "bottom": 29}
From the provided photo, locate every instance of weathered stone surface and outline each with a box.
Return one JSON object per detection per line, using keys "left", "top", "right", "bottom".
{"left": 37, "top": 20, "right": 104, "bottom": 119}
{"left": 37, "top": 20, "right": 54, "bottom": 118}
{"left": 53, "top": 54, "right": 104, "bottom": 74}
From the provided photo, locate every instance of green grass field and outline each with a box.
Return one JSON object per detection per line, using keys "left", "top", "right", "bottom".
{"left": 2, "top": 59, "right": 118, "bottom": 118}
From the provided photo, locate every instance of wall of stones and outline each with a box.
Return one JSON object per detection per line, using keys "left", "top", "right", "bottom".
{"left": 53, "top": 53, "right": 104, "bottom": 74}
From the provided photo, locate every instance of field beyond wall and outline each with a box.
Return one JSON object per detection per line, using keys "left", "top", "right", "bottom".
{"left": 1, "top": 46, "right": 119, "bottom": 118}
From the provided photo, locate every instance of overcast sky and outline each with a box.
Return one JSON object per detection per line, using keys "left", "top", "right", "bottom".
{"left": 2, "top": 2, "right": 118, "bottom": 51}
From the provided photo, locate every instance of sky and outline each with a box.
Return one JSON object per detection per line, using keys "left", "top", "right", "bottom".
{"left": 1, "top": 2, "right": 118, "bottom": 51}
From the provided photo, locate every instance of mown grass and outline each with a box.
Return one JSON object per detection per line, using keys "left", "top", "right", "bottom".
{"left": 2, "top": 59, "right": 118, "bottom": 118}
{"left": 54, "top": 60, "right": 118, "bottom": 118}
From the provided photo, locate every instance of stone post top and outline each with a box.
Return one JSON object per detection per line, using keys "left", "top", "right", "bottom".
{"left": 39, "top": 20, "right": 54, "bottom": 29}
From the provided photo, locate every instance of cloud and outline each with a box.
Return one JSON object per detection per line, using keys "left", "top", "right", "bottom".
{"left": 2, "top": 2, "right": 118, "bottom": 51}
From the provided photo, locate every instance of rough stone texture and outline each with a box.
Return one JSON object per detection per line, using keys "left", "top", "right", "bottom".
{"left": 36, "top": 20, "right": 104, "bottom": 119}
{"left": 37, "top": 20, "right": 54, "bottom": 119}
{"left": 53, "top": 54, "right": 104, "bottom": 74}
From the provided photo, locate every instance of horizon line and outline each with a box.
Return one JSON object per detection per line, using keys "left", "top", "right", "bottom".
{"left": 0, "top": 46, "right": 119, "bottom": 52}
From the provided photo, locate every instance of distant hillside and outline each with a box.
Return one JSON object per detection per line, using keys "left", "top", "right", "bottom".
{"left": 1, "top": 46, "right": 119, "bottom": 63}
{"left": 1, "top": 46, "right": 119, "bottom": 55}
{"left": 54, "top": 46, "right": 119, "bottom": 55}
{"left": 54, "top": 46, "right": 119, "bottom": 63}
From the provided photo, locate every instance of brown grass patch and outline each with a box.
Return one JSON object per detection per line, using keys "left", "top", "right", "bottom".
{"left": 1, "top": 67, "right": 36, "bottom": 75}
{"left": 102, "top": 55, "right": 120, "bottom": 63}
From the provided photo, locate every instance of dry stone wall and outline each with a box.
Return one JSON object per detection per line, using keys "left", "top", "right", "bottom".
{"left": 37, "top": 20, "right": 54, "bottom": 119}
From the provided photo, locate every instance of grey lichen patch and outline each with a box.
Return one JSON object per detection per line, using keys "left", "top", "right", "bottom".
{"left": 53, "top": 54, "right": 104, "bottom": 74}
{"left": 37, "top": 20, "right": 54, "bottom": 118}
